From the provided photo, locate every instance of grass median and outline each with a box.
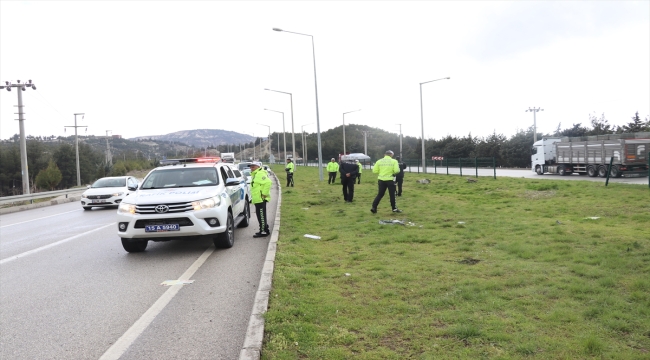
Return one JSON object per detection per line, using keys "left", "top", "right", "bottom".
{"left": 263, "top": 165, "right": 650, "bottom": 359}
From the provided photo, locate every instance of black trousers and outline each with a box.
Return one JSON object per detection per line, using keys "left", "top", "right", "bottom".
{"left": 328, "top": 172, "right": 337, "bottom": 184}
{"left": 372, "top": 180, "right": 396, "bottom": 210}
{"left": 341, "top": 176, "right": 355, "bottom": 201}
{"left": 286, "top": 172, "right": 294, "bottom": 187}
{"left": 254, "top": 201, "right": 270, "bottom": 233}
{"left": 395, "top": 176, "right": 404, "bottom": 195}
{"left": 357, "top": 173, "right": 361, "bottom": 184}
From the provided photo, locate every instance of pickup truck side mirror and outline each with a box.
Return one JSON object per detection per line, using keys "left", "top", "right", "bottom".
{"left": 128, "top": 186, "right": 138, "bottom": 191}
{"left": 225, "top": 178, "right": 241, "bottom": 187}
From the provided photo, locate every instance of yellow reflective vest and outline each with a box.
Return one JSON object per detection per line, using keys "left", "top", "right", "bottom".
{"left": 372, "top": 156, "right": 399, "bottom": 181}
{"left": 327, "top": 161, "right": 339, "bottom": 172}
{"left": 250, "top": 168, "right": 271, "bottom": 204}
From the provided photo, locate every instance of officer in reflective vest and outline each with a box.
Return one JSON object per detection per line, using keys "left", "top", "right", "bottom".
{"left": 249, "top": 162, "right": 271, "bottom": 237}
{"left": 370, "top": 150, "right": 401, "bottom": 213}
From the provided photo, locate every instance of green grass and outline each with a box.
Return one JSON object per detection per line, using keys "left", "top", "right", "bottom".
{"left": 263, "top": 166, "right": 650, "bottom": 359}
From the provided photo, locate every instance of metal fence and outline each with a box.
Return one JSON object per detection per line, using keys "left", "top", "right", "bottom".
{"left": 0, "top": 188, "right": 85, "bottom": 206}
{"left": 403, "top": 157, "right": 497, "bottom": 179}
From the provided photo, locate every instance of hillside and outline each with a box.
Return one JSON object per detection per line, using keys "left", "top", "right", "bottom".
{"left": 130, "top": 129, "right": 255, "bottom": 148}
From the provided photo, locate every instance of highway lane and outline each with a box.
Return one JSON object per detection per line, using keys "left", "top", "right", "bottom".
{"left": 0, "top": 186, "right": 278, "bottom": 359}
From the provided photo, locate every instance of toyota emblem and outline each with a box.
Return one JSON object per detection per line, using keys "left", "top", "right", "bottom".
{"left": 155, "top": 205, "right": 169, "bottom": 213}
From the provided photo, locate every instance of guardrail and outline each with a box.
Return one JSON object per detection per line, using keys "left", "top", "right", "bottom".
{"left": 0, "top": 188, "right": 85, "bottom": 206}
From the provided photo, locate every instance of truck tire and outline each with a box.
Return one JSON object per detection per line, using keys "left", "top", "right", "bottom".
{"left": 535, "top": 166, "right": 543, "bottom": 175}
{"left": 610, "top": 165, "right": 621, "bottom": 178}
{"left": 558, "top": 165, "right": 567, "bottom": 176}
{"left": 587, "top": 166, "right": 597, "bottom": 177}
{"left": 214, "top": 212, "right": 234, "bottom": 248}
{"left": 121, "top": 238, "right": 148, "bottom": 252}
{"left": 597, "top": 165, "right": 608, "bottom": 178}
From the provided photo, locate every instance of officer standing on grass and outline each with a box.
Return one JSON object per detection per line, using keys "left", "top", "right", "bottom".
{"left": 327, "top": 158, "right": 339, "bottom": 184}
{"left": 356, "top": 160, "right": 362, "bottom": 184}
{"left": 285, "top": 158, "right": 294, "bottom": 187}
{"left": 339, "top": 158, "right": 359, "bottom": 202}
{"left": 394, "top": 156, "right": 407, "bottom": 196}
{"left": 249, "top": 162, "right": 271, "bottom": 238}
{"left": 370, "top": 150, "right": 402, "bottom": 213}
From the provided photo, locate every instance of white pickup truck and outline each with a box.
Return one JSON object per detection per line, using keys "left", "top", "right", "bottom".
{"left": 116, "top": 158, "right": 251, "bottom": 252}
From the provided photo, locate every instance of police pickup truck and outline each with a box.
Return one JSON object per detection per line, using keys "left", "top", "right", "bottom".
{"left": 116, "top": 158, "right": 251, "bottom": 252}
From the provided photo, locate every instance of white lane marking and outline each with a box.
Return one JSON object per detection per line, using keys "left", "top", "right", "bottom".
{"left": 0, "top": 223, "right": 115, "bottom": 265}
{"left": 0, "top": 209, "right": 82, "bottom": 228}
{"left": 99, "top": 246, "right": 215, "bottom": 360}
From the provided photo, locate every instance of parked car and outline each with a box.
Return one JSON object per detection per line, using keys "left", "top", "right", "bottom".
{"left": 81, "top": 176, "right": 138, "bottom": 210}
{"left": 241, "top": 168, "right": 252, "bottom": 186}
{"left": 116, "top": 158, "right": 251, "bottom": 252}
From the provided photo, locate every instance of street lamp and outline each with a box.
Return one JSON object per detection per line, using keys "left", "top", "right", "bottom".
{"left": 273, "top": 27, "right": 324, "bottom": 181}
{"left": 264, "top": 108, "right": 287, "bottom": 161}
{"left": 343, "top": 109, "right": 361, "bottom": 155}
{"left": 301, "top": 123, "right": 314, "bottom": 166}
{"left": 420, "top": 77, "right": 450, "bottom": 173}
{"left": 265, "top": 88, "right": 296, "bottom": 161}
{"left": 257, "top": 123, "right": 271, "bottom": 162}
{"left": 526, "top": 107, "right": 544, "bottom": 143}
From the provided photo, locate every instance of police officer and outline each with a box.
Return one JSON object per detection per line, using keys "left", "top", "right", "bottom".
{"left": 371, "top": 150, "right": 401, "bottom": 213}
{"left": 249, "top": 162, "right": 271, "bottom": 238}
{"left": 339, "top": 159, "right": 359, "bottom": 202}
{"left": 285, "top": 158, "right": 294, "bottom": 187}
{"left": 356, "top": 160, "right": 362, "bottom": 184}
{"left": 394, "top": 156, "right": 407, "bottom": 196}
{"left": 327, "top": 158, "right": 339, "bottom": 184}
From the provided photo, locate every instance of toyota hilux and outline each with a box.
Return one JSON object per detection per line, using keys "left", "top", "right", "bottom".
{"left": 116, "top": 158, "right": 251, "bottom": 252}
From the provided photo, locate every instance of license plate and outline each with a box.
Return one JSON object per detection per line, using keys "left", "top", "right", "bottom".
{"left": 145, "top": 224, "right": 180, "bottom": 232}
{"left": 92, "top": 200, "right": 107, "bottom": 204}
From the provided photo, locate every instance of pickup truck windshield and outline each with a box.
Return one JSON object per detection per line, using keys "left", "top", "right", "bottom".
{"left": 141, "top": 168, "right": 219, "bottom": 189}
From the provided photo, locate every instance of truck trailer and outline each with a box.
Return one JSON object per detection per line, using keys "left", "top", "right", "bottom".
{"left": 531, "top": 133, "right": 649, "bottom": 178}
{"left": 221, "top": 152, "right": 235, "bottom": 164}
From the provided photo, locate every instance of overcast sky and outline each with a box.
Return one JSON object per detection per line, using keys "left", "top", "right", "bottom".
{"left": 1, "top": 1, "right": 648, "bottom": 143}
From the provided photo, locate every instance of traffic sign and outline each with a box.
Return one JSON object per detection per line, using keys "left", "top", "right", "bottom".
{"left": 432, "top": 156, "right": 444, "bottom": 160}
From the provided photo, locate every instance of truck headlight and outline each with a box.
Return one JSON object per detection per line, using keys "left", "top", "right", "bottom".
{"left": 118, "top": 203, "right": 136, "bottom": 214}
{"left": 191, "top": 196, "right": 221, "bottom": 210}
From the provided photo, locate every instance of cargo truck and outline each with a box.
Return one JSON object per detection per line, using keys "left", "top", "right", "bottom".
{"left": 531, "top": 133, "right": 649, "bottom": 178}
{"left": 221, "top": 152, "right": 235, "bottom": 164}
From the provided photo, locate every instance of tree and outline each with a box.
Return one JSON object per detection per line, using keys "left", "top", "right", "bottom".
{"left": 500, "top": 128, "right": 534, "bottom": 168}
{"left": 35, "top": 160, "right": 63, "bottom": 191}
{"left": 587, "top": 113, "right": 612, "bottom": 135}
{"left": 620, "top": 112, "right": 648, "bottom": 133}
{"left": 558, "top": 123, "right": 588, "bottom": 138}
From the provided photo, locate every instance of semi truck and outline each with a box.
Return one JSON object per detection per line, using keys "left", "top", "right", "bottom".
{"left": 531, "top": 133, "right": 649, "bottom": 178}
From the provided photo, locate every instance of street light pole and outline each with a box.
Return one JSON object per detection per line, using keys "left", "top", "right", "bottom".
{"left": 396, "top": 124, "right": 402, "bottom": 160}
{"left": 273, "top": 28, "right": 324, "bottom": 180}
{"left": 420, "top": 77, "right": 450, "bottom": 174}
{"left": 301, "top": 123, "right": 313, "bottom": 166}
{"left": 342, "top": 109, "right": 361, "bottom": 155}
{"left": 1, "top": 79, "right": 36, "bottom": 194}
{"left": 264, "top": 88, "right": 296, "bottom": 161}
{"left": 526, "top": 107, "right": 544, "bottom": 143}
{"left": 264, "top": 108, "right": 287, "bottom": 161}
{"left": 65, "top": 113, "right": 87, "bottom": 187}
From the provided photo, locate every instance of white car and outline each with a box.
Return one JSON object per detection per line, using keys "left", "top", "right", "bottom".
{"left": 81, "top": 176, "right": 138, "bottom": 210}
{"left": 116, "top": 159, "right": 251, "bottom": 253}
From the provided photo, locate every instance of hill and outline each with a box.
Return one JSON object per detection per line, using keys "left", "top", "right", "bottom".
{"left": 130, "top": 129, "right": 255, "bottom": 148}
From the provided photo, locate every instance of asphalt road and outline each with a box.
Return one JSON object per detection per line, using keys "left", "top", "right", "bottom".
{"left": 0, "top": 186, "right": 278, "bottom": 360}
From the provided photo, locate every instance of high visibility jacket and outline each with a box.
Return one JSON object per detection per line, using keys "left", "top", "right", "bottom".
{"left": 250, "top": 168, "right": 271, "bottom": 204}
{"left": 285, "top": 162, "right": 294, "bottom": 173}
{"left": 327, "top": 161, "right": 339, "bottom": 172}
{"left": 372, "top": 156, "right": 399, "bottom": 181}
{"left": 357, "top": 162, "right": 362, "bottom": 173}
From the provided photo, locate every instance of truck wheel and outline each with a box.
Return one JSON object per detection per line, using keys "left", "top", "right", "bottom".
{"left": 214, "top": 212, "right": 234, "bottom": 249}
{"left": 597, "top": 166, "right": 608, "bottom": 178}
{"left": 238, "top": 200, "right": 250, "bottom": 228}
{"left": 558, "top": 165, "right": 567, "bottom": 176}
{"left": 535, "top": 166, "right": 543, "bottom": 175}
{"left": 121, "top": 238, "right": 148, "bottom": 253}
{"left": 610, "top": 165, "right": 621, "bottom": 178}
{"left": 587, "top": 166, "right": 597, "bottom": 177}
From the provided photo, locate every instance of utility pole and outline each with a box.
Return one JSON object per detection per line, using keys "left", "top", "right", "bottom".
{"left": 65, "top": 113, "right": 86, "bottom": 187}
{"left": 105, "top": 130, "right": 112, "bottom": 166}
{"left": 396, "top": 124, "right": 402, "bottom": 160}
{"left": 359, "top": 130, "right": 371, "bottom": 156}
{"left": 1, "top": 79, "right": 36, "bottom": 194}
{"left": 526, "top": 107, "right": 544, "bottom": 143}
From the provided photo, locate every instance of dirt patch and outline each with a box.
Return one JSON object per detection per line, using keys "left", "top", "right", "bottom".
{"left": 458, "top": 258, "right": 481, "bottom": 265}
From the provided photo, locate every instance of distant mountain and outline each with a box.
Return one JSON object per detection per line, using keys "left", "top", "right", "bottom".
{"left": 130, "top": 129, "right": 256, "bottom": 148}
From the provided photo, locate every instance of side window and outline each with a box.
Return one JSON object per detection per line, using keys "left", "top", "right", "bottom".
{"left": 220, "top": 168, "right": 229, "bottom": 183}
{"left": 233, "top": 169, "right": 242, "bottom": 178}
{"left": 225, "top": 167, "right": 235, "bottom": 179}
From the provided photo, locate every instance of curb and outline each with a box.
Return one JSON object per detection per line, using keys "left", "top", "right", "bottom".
{"left": 0, "top": 195, "right": 82, "bottom": 215}
{"left": 239, "top": 172, "right": 282, "bottom": 360}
